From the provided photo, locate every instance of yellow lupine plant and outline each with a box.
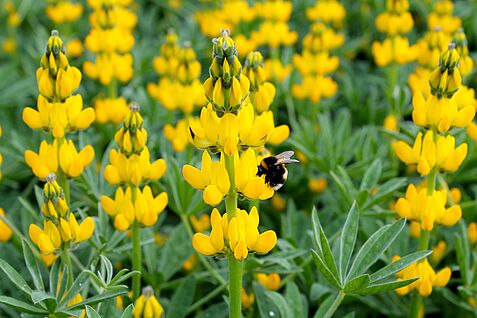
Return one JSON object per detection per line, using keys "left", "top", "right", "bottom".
{"left": 427, "top": 0, "right": 462, "bottom": 35}
{"left": 183, "top": 31, "right": 279, "bottom": 318}
{"left": 101, "top": 104, "right": 167, "bottom": 300}
{"left": 306, "top": 0, "right": 346, "bottom": 28}
{"left": 393, "top": 42, "right": 475, "bottom": 316}
{"left": 84, "top": 0, "right": 136, "bottom": 123}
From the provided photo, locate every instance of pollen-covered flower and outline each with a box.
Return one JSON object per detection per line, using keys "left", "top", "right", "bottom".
{"left": 394, "top": 184, "right": 461, "bottom": 231}
{"left": 192, "top": 207, "right": 277, "bottom": 261}
{"left": 133, "top": 286, "right": 164, "bottom": 318}
{"left": 393, "top": 257, "right": 451, "bottom": 297}
{"left": 393, "top": 131, "right": 467, "bottom": 176}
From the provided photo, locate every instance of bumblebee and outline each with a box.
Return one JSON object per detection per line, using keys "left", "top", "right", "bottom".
{"left": 257, "top": 151, "right": 299, "bottom": 190}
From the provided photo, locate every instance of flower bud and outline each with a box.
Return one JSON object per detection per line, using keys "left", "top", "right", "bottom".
{"left": 132, "top": 286, "right": 164, "bottom": 318}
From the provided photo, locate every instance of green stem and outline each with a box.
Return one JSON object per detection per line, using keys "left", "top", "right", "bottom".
{"left": 61, "top": 248, "right": 74, "bottom": 289}
{"left": 107, "top": 78, "right": 117, "bottom": 99}
{"left": 186, "top": 285, "right": 226, "bottom": 314}
{"left": 57, "top": 170, "right": 70, "bottom": 205}
{"left": 324, "top": 291, "right": 346, "bottom": 318}
{"left": 224, "top": 154, "right": 242, "bottom": 318}
{"left": 132, "top": 220, "right": 141, "bottom": 300}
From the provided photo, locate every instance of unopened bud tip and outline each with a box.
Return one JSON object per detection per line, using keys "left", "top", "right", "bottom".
{"left": 46, "top": 173, "right": 56, "bottom": 183}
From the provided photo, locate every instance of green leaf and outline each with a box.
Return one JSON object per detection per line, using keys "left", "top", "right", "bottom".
{"left": 22, "top": 240, "right": 44, "bottom": 292}
{"left": 353, "top": 278, "right": 418, "bottom": 295}
{"left": 362, "top": 178, "right": 406, "bottom": 210}
{"left": 285, "top": 281, "right": 306, "bottom": 318}
{"left": 313, "top": 292, "right": 345, "bottom": 318}
{"left": 158, "top": 224, "right": 194, "bottom": 281}
{"left": 330, "top": 171, "right": 354, "bottom": 206}
{"left": 49, "top": 259, "right": 61, "bottom": 295}
{"left": 120, "top": 304, "right": 134, "bottom": 318}
{"left": 57, "top": 264, "right": 70, "bottom": 300}
{"left": 312, "top": 207, "right": 340, "bottom": 282}
{"left": 58, "top": 271, "right": 91, "bottom": 307}
{"left": 168, "top": 276, "right": 197, "bottom": 318}
{"left": 0, "top": 296, "right": 47, "bottom": 315}
{"left": 0, "top": 258, "right": 33, "bottom": 297}
{"left": 196, "top": 302, "right": 228, "bottom": 318}
{"left": 253, "top": 282, "right": 292, "bottom": 318}
{"left": 86, "top": 305, "right": 102, "bottom": 318}
{"left": 31, "top": 290, "right": 56, "bottom": 305}
{"left": 339, "top": 202, "right": 359, "bottom": 282}
{"left": 347, "top": 218, "right": 406, "bottom": 280}
{"left": 359, "top": 159, "right": 381, "bottom": 191}
{"left": 311, "top": 250, "right": 341, "bottom": 289}
{"left": 370, "top": 250, "right": 432, "bottom": 282}
{"left": 68, "top": 288, "right": 128, "bottom": 311}
{"left": 344, "top": 274, "right": 370, "bottom": 293}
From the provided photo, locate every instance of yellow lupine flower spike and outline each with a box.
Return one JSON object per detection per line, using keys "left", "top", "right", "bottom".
{"left": 133, "top": 286, "right": 164, "bottom": 318}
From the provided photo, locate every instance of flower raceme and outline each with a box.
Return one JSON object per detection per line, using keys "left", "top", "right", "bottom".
{"left": 375, "top": 0, "right": 413, "bottom": 36}
{"left": 393, "top": 256, "right": 451, "bottom": 297}
{"left": 243, "top": 51, "right": 276, "bottom": 113}
{"left": 182, "top": 149, "right": 273, "bottom": 206}
{"left": 306, "top": 0, "right": 346, "bottom": 28}
{"left": 37, "top": 30, "right": 82, "bottom": 102}
{"left": 394, "top": 184, "right": 461, "bottom": 231}
{"left": 427, "top": 0, "right": 461, "bottom": 35}
{"left": 132, "top": 286, "right": 164, "bottom": 318}
{"left": 393, "top": 131, "right": 467, "bottom": 176}
{"left": 203, "top": 29, "right": 250, "bottom": 116}
{"left": 29, "top": 175, "right": 94, "bottom": 255}
{"left": 114, "top": 105, "right": 148, "bottom": 156}
{"left": 101, "top": 185, "right": 168, "bottom": 231}
{"left": 192, "top": 207, "right": 277, "bottom": 261}
{"left": 25, "top": 139, "right": 94, "bottom": 179}
{"left": 454, "top": 29, "right": 474, "bottom": 77}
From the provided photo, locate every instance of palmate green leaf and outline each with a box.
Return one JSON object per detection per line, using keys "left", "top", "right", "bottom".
{"left": 311, "top": 251, "right": 341, "bottom": 290}
{"left": 0, "top": 258, "right": 33, "bottom": 298}
{"left": 86, "top": 305, "right": 102, "bottom": 318}
{"left": 49, "top": 259, "right": 61, "bottom": 295}
{"left": 22, "top": 240, "right": 44, "bottom": 292}
{"left": 347, "top": 218, "right": 406, "bottom": 280}
{"left": 370, "top": 250, "right": 432, "bottom": 282}
{"left": 339, "top": 202, "right": 359, "bottom": 282}
{"left": 352, "top": 278, "right": 418, "bottom": 295}
{"left": 312, "top": 207, "right": 340, "bottom": 282}
{"left": 0, "top": 296, "right": 47, "bottom": 315}
{"left": 344, "top": 274, "right": 370, "bottom": 293}
{"left": 359, "top": 159, "right": 382, "bottom": 191}
{"left": 168, "top": 276, "right": 197, "bottom": 318}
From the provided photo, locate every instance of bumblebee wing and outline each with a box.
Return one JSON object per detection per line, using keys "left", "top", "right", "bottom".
{"left": 274, "top": 151, "right": 299, "bottom": 165}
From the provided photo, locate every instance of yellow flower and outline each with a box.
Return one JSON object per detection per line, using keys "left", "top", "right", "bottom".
{"left": 68, "top": 293, "right": 86, "bottom": 318}
{"left": 183, "top": 149, "right": 273, "bottom": 206}
{"left": 254, "top": 0, "right": 293, "bottom": 22}
{"left": 256, "top": 273, "right": 281, "bottom": 291}
{"left": 94, "top": 97, "right": 129, "bottom": 124}
{"left": 191, "top": 214, "right": 211, "bottom": 232}
{"left": 66, "top": 39, "right": 84, "bottom": 59}
{"left": 393, "top": 131, "right": 467, "bottom": 176}
{"left": 449, "top": 187, "right": 462, "bottom": 204}
{"left": 241, "top": 288, "right": 255, "bottom": 309}
{"left": 371, "top": 36, "right": 416, "bottom": 67}
{"left": 393, "top": 257, "right": 451, "bottom": 297}
{"left": 306, "top": 0, "right": 346, "bottom": 27}
{"left": 431, "top": 240, "right": 447, "bottom": 263}
{"left": 394, "top": 184, "right": 461, "bottom": 231}
{"left": 412, "top": 93, "right": 474, "bottom": 133}
{"left": 293, "top": 51, "right": 340, "bottom": 76}
{"left": 182, "top": 254, "right": 197, "bottom": 272}
{"left": 302, "top": 22, "right": 345, "bottom": 52}
{"left": 83, "top": 53, "right": 133, "bottom": 85}
{"left": 243, "top": 51, "right": 276, "bottom": 113}
{"left": 468, "top": 222, "right": 477, "bottom": 245}
{"left": 414, "top": 28, "right": 450, "bottom": 69}
{"left": 46, "top": 1, "right": 83, "bottom": 24}
{"left": 0, "top": 208, "right": 13, "bottom": 242}
{"left": 375, "top": 11, "right": 413, "bottom": 35}
{"left": 104, "top": 147, "right": 166, "bottom": 186}
{"left": 408, "top": 67, "right": 431, "bottom": 98}
{"left": 264, "top": 58, "right": 292, "bottom": 82}
{"left": 309, "top": 177, "right": 328, "bottom": 193}
{"left": 384, "top": 114, "right": 399, "bottom": 131}
{"left": 271, "top": 193, "right": 286, "bottom": 211}
{"left": 251, "top": 21, "right": 298, "bottom": 49}
{"left": 427, "top": 1, "right": 461, "bottom": 34}
{"left": 23, "top": 95, "right": 95, "bottom": 139}
{"left": 409, "top": 221, "right": 421, "bottom": 239}
{"left": 292, "top": 74, "right": 338, "bottom": 103}
{"left": 163, "top": 118, "right": 196, "bottom": 152}
{"left": 133, "top": 286, "right": 164, "bottom": 318}
{"left": 192, "top": 207, "right": 277, "bottom": 261}
{"left": 2, "top": 38, "right": 16, "bottom": 53}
